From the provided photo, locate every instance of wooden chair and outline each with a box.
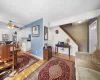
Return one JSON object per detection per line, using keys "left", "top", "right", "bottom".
{"left": 0, "top": 44, "right": 16, "bottom": 71}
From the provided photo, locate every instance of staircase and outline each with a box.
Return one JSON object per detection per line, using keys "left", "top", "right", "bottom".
{"left": 60, "top": 24, "right": 78, "bottom": 47}
{"left": 60, "top": 23, "right": 88, "bottom": 52}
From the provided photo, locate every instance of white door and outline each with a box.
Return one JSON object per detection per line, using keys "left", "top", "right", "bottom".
{"left": 89, "top": 20, "right": 97, "bottom": 53}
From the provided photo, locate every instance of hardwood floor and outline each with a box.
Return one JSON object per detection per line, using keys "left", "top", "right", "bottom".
{"left": 11, "top": 51, "right": 75, "bottom": 80}
{"left": 52, "top": 52, "right": 75, "bottom": 62}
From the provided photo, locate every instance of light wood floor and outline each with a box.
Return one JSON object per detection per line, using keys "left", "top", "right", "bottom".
{"left": 52, "top": 52, "right": 75, "bottom": 62}
{"left": 11, "top": 51, "right": 75, "bottom": 80}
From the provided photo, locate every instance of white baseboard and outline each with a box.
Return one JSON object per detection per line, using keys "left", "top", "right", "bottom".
{"left": 31, "top": 54, "right": 43, "bottom": 60}
{"left": 52, "top": 51, "right": 75, "bottom": 56}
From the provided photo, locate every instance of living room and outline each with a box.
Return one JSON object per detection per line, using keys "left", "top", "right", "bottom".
{"left": 0, "top": 0, "right": 100, "bottom": 80}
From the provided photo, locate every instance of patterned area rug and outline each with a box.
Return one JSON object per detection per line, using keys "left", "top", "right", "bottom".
{"left": 25, "top": 57, "right": 75, "bottom": 80}
{"left": 0, "top": 53, "right": 38, "bottom": 80}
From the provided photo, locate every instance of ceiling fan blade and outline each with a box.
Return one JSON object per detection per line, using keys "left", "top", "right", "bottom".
{"left": 13, "top": 25, "right": 19, "bottom": 28}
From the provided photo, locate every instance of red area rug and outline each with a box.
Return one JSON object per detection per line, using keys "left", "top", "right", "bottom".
{"left": 0, "top": 53, "right": 38, "bottom": 80}
{"left": 16, "top": 54, "right": 38, "bottom": 73}
{"left": 25, "top": 57, "right": 75, "bottom": 80}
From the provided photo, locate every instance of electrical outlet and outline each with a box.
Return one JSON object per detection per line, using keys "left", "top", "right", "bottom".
{"left": 62, "top": 48, "right": 64, "bottom": 51}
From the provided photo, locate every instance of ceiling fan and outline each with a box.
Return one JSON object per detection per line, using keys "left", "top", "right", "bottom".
{"left": 8, "top": 20, "right": 19, "bottom": 28}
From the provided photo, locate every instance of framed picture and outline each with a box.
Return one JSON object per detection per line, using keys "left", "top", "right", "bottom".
{"left": 44, "top": 26, "right": 48, "bottom": 40}
{"left": 2, "top": 34, "right": 9, "bottom": 41}
{"left": 32, "top": 25, "right": 40, "bottom": 37}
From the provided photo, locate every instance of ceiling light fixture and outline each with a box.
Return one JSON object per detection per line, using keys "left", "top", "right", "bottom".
{"left": 78, "top": 21, "right": 83, "bottom": 23}
{"left": 8, "top": 26, "right": 10, "bottom": 28}
{"left": 8, "top": 20, "right": 13, "bottom": 28}
{"left": 7, "top": 20, "right": 19, "bottom": 29}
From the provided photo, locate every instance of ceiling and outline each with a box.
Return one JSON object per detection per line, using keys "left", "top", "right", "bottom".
{"left": 0, "top": 0, "right": 100, "bottom": 28}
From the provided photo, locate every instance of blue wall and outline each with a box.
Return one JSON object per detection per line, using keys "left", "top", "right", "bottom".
{"left": 21, "top": 18, "right": 44, "bottom": 59}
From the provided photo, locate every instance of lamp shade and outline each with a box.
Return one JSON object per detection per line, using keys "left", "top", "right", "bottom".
{"left": 66, "top": 38, "right": 70, "bottom": 43}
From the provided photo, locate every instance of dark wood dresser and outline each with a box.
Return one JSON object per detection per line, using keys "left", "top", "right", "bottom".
{"left": 43, "top": 46, "right": 52, "bottom": 60}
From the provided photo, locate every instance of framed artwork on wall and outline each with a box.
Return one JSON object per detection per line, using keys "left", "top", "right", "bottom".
{"left": 2, "top": 34, "right": 9, "bottom": 41}
{"left": 44, "top": 26, "right": 48, "bottom": 40}
{"left": 32, "top": 25, "right": 40, "bottom": 37}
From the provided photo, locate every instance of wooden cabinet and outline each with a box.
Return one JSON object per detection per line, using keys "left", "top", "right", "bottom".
{"left": 43, "top": 46, "right": 52, "bottom": 60}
